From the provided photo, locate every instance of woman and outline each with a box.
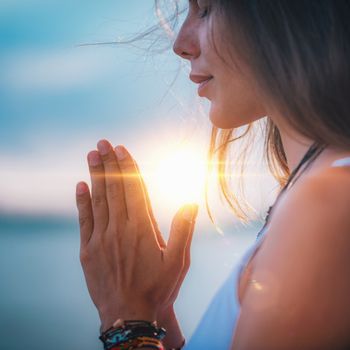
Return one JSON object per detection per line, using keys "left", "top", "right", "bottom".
{"left": 75, "top": 0, "right": 350, "bottom": 349}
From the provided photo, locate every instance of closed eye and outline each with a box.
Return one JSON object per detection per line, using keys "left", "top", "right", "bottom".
{"left": 198, "top": 7, "right": 209, "bottom": 18}
{"left": 189, "top": 0, "right": 211, "bottom": 19}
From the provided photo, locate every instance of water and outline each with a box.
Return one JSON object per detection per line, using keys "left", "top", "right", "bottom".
{"left": 0, "top": 215, "right": 259, "bottom": 350}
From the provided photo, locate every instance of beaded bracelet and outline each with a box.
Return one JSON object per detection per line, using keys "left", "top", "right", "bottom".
{"left": 99, "top": 319, "right": 166, "bottom": 350}
{"left": 106, "top": 335, "right": 185, "bottom": 350}
{"left": 108, "top": 336, "right": 164, "bottom": 350}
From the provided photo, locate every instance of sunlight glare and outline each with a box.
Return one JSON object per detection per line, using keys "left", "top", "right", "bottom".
{"left": 150, "top": 146, "right": 207, "bottom": 208}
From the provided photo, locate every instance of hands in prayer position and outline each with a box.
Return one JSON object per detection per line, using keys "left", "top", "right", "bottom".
{"left": 75, "top": 139, "right": 198, "bottom": 334}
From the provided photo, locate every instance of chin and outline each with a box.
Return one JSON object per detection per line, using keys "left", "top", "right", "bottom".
{"left": 209, "top": 103, "right": 266, "bottom": 129}
{"left": 209, "top": 103, "right": 249, "bottom": 129}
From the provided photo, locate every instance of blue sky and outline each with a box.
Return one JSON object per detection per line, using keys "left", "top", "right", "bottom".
{"left": 0, "top": 0, "right": 277, "bottom": 229}
{"left": 0, "top": 0, "right": 188, "bottom": 146}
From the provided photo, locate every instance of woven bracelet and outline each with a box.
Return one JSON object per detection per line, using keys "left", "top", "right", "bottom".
{"left": 99, "top": 319, "right": 166, "bottom": 350}
{"left": 108, "top": 336, "right": 165, "bottom": 350}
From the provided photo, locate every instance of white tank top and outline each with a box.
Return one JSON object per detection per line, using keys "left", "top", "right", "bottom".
{"left": 185, "top": 157, "right": 350, "bottom": 349}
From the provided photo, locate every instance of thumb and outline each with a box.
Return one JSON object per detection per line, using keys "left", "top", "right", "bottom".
{"left": 166, "top": 203, "right": 199, "bottom": 265}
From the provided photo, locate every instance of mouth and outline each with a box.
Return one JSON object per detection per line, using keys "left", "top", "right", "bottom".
{"left": 189, "top": 74, "right": 214, "bottom": 97}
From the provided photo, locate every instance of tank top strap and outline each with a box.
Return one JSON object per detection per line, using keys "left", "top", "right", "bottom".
{"left": 239, "top": 225, "right": 268, "bottom": 273}
{"left": 331, "top": 156, "right": 350, "bottom": 168}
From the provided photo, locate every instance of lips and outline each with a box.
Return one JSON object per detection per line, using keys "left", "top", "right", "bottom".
{"left": 189, "top": 74, "right": 213, "bottom": 84}
{"left": 190, "top": 74, "right": 213, "bottom": 97}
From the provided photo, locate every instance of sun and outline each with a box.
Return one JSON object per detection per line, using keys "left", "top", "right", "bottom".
{"left": 143, "top": 144, "right": 208, "bottom": 212}
{"left": 156, "top": 148, "right": 206, "bottom": 203}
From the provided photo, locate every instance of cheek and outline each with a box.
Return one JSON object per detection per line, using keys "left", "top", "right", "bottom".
{"left": 208, "top": 76, "right": 266, "bottom": 129}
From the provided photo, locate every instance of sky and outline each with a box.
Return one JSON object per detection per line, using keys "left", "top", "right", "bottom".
{"left": 0, "top": 4, "right": 280, "bottom": 347}
{"left": 0, "top": 0, "right": 278, "bottom": 229}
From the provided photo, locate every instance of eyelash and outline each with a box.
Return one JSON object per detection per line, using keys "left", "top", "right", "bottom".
{"left": 189, "top": 0, "right": 210, "bottom": 19}
{"left": 198, "top": 7, "right": 209, "bottom": 18}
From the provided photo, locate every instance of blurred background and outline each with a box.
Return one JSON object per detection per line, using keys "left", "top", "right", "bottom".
{"left": 0, "top": 1, "right": 278, "bottom": 349}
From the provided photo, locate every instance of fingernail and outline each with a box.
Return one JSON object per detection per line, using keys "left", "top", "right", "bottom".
{"left": 97, "top": 140, "right": 111, "bottom": 155}
{"left": 76, "top": 182, "right": 88, "bottom": 195}
{"left": 88, "top": 151, "right": 102, "bottom": 166}
{"left": 115, "top": 145, "right": 126, "bottom": 160}
{"left": 182, "top": 204, "right": 199, "bottom": 222}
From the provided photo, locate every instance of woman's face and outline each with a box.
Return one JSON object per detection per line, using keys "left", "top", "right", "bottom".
{"left": 173, "top": 0, "right": 266, "bottom": 129}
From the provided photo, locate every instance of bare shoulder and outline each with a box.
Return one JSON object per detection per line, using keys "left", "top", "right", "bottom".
{"left": 231, "top": 166, "right": 350, "bottom": 350}
{"left": 270, "top": 163, "right": 350, "bottom": 242}
{"left": 299, "top": 161, "right": 350, "bottom": 207}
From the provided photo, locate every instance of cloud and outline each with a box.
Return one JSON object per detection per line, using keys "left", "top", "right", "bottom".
{"left": 0, "top": 139, "right": 89, "bottom": 216}
{"left": 2, "top": 47, "right": 117, "bottom": 92}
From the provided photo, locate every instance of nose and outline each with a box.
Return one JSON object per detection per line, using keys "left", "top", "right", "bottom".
{"left": 172, "top": 19, "right": 200, "bottom": 60}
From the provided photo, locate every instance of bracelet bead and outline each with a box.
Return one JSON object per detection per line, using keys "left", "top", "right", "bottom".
{"left": 99, "top": 319, "right": 166, "bottom": 350}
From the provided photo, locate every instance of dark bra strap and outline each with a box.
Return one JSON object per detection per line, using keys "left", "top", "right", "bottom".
{"left": 256, "top": 141, "right": 326, "bottom": 240}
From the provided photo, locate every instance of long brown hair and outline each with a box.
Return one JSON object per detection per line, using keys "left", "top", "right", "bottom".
{"left": 200, "top": 0, "right": 350, "bottom": 222}
{"left": 205, "top": 119, "right": 289, "bottom": 223}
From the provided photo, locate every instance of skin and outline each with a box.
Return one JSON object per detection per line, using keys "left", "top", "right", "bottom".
{"left": 76, "top": 0, "right": 350, "bottom": 349}
{"left": 173, "top": 0, "right": 267, "bottom": 129}
{"left": 76, "top": 141, "right": 197, "bottom": 348}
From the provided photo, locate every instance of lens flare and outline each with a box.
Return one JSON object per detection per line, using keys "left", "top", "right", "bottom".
{"left": 153, "top": 147, "right": 207, "bottom": 205}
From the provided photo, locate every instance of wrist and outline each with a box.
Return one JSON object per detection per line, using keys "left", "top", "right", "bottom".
{"left": 157, "top": 305, "right": 176, "bottom": 324}
{"left": 99, "top": 306, "right": 119, "bottom": 333}
{"left": 99, "top": 303, "right": 158, "bottom": 333}
{"left": 157, "top": 305, "right": 185, "bottom": 350}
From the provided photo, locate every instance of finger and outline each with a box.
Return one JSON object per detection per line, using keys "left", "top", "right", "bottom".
{"left": 166, "top": 204, "right": 199, "bottom": 267}
{"left": 97, "top": 140, "right": 127, "bottom": 227}
{"left": 114, "top": 145, "right": 149, "bottom": 223}
{"left": 170, "top": 214, "right": 197, "bottom": 298}
{"left": 87, "top": 150, "right": 108, "bottom": 233}
{"left": 184, "top": 213, "right": 197, "bottom": 269}
{"left": 76, "top": 181, "right": 93, "bottom": 247}
{"left": 134, "top": 160, "right": 166, "bottom": 249}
